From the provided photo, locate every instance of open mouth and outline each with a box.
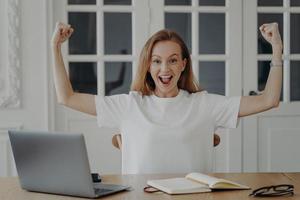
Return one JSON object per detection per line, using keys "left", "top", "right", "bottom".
{"left": 159, "top": 75, "right": 173, "bottom": 85}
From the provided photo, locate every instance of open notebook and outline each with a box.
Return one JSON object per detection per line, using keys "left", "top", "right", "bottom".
{"left": 146, "top": 173, "right": 250, "bottom": 194}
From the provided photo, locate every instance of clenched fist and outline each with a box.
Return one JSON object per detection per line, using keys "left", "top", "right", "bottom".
{"left": 259, "top": 22, "right": 282, "bottom": 48}
{"left": 51, "top": 22, "right": 74, "bottom": 47}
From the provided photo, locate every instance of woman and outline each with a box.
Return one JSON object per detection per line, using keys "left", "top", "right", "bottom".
{"left": 51, "top": 22, "right": 282, "bottom": 174}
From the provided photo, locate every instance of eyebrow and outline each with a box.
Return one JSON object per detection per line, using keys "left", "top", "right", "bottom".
{"left": 151, "top": 53, "right": 179, "bottom": 58}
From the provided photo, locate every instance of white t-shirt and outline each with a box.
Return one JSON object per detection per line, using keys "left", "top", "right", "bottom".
{"left": 95, "top": 89, "right": 241, "bottom": 174}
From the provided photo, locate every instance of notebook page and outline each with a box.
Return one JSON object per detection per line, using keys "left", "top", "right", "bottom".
{"left": 147, "top": 178, "right": 211, "bottom": 194}
{"left": 186, "top": 173, "right": 250, "bottom": 189}
{"left": 212, "top": 179, "right": 250, "bottom": 189}
{"left": 185, "top": 173, "right": 222, "bottom": 187}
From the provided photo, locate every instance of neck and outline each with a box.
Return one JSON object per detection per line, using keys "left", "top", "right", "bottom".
{"left": 154, "top": 88, "right": 180, "bottom": 98}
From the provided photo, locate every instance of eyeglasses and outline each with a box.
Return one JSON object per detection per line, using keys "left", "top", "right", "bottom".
{"left": 249, "top": 184, "right": 294, "bottom": 197}
{"left": 144, "top": 186, "right": 160, "bottom": 193}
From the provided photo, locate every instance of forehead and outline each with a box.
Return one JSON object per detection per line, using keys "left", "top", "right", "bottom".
{"left": 151, "top": 41, "right": 182, "bottom": 57}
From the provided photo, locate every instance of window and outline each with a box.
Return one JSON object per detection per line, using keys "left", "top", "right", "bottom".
{"left": 257, "top": 0, "right": 300, "bottom": 101}
{"left": 66, "top": 0, "right": 134, "bottom": 96}
{"left": 164, "top": 0, "right": 228, "bottom": 95}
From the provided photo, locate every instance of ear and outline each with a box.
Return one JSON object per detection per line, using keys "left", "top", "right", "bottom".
{"left": 182, "top": 58, "right": 187, "bottom": 71}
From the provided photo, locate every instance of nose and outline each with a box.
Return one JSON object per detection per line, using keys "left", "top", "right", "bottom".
{"left": 160, "top": 61, "right": 170, "bottom": 72}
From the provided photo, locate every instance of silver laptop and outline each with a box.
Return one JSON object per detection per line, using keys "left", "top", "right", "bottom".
{"left": 8, "top": 130, "right": 130, "bottom": 198}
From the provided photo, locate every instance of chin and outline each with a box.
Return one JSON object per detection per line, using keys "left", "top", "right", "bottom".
{"left": 156, "top": 86, "right": 178, "bottom": 96}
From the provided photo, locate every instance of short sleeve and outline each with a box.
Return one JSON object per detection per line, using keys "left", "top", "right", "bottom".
{"left": 209, "top": 94, "right": 241, "bottom": 129}
{"left": 95, "top": 94, "right": 130, "bottom": 129}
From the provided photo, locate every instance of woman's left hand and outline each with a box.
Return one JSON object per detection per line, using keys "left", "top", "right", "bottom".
{"left": 259, "top": 23, "right": 282, "bottom": 48}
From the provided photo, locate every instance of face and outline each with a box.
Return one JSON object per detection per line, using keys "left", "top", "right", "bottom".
{"left": 149, "top": 41, "right": 186, "bottom": 98}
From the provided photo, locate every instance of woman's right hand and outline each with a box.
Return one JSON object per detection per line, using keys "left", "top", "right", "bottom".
{"left": 51, "top": 22, "right": 74, "bottom": 47}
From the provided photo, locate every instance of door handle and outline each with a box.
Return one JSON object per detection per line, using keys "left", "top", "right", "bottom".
{"left": 248, "top": 90, "right": 262, "bottom": 96}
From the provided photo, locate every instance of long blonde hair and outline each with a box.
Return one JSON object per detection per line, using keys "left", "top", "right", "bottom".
{"left": 131, "top": 29, "right": 202, "bottom": 95}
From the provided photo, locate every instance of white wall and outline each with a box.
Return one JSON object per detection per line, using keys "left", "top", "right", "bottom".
{"left": 0, "top": 0, "right": 48, "bottom": 176}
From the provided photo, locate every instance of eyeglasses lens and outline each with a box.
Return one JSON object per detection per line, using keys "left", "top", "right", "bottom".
{"left": 250, "top": 185, "right": 294, "bottom": 197}
{"left": 274, "top": 185, "right": 293, "bottom": 191}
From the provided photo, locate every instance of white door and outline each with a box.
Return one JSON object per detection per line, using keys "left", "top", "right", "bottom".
{"left": 51, "top": 0, "right": 243, "bottom": 173}
{"left": 243, "top": 0, "right": 300, "bottom": 172}
{"left": 147, "top": 0, "right": 243, "bottom": 172}
{"left": 51, "top": 0, "right": 149, "bottom": 174}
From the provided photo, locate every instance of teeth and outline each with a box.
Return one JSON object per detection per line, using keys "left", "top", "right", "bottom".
{"left": 159, "top": 75, "right": 172, "bottom": 78}
{"left": 159, "top": 75, "right": 172, "bottom": 84}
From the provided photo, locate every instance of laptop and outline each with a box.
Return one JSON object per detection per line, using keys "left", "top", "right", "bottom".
{"left": 8, "top": 130, "right": 131, "bottom": 198}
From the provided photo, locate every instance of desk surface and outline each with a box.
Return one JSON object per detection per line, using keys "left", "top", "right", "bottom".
{"left": 0, "top": 173, "right": 299, "bottom": 200}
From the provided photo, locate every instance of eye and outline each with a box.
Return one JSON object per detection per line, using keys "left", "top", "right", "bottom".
{"left": 152, "top": 59, "right": 161, "bottom": 64}
{"left": 169, "top": 58, "right": 178, "bottom": 65}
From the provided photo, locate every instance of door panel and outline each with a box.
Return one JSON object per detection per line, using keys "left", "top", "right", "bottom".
{"left": 104, "top": 62, "right": 132, "bottom": 95}
{"left": 165, "top": 13, "right": 192, "bottom": 52}
{"left": 258, "top": 116, "right": 300, "bottom": 172}
{"left": 198, "top": 61, "right": 225, "bottom": 95}
{"left": 52, "top": 0, "right": 147, "bottom": 174}
{"left": 198, "top": 13, "right": 225, "bottom": 54}
{"left": 243, "top": 0, "right": 300, "bottom": 172}
{"left": 68, "top": 12, "right": 97, "bottom": 55}
{"left": 151, "top": 0, "right": 243, "bottom": 172}
{"left": 69, "top": 62, "right": 97, "bottom": 94}
{"left": 104, "top": 12, "right": 132, "bottom": 55}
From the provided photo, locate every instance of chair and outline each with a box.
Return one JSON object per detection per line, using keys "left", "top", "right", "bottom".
{"left": 112, "top": 133, "right": 221, "bottom": 150}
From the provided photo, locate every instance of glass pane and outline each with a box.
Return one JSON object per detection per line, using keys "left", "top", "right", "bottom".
{"left": 104, "top": 13, "right": 132, "bottom": 55}
{"left": 68, "top": 12, "right": 96, "bottom": 54}
{"left": 199, "top": 13, "right": 225, "bottom": 54}
{"left": 257, "top": 0, "right": 283, "bottom": 6}
{"left": 199, "top": 0, "right": 225, "bottom": 6}
{"left": 290, "top": 0, "right": 300, "bottom": 6}
{"left": 165, "top": 0, "right": 191, "bottom": 5}
{"left": 258, "top": 61, "right": 283, "bottom": 100}
{"left": 104, "top": 0, "right": 131, "bottom": 5}
{"left": 291, "top": 14, "right": 300, "bottom": 54}
{"left": 257, "top": 14, "right": 283, "bottom": 54}
{"left": 68, "top": 0, "right": 96, "bottom": 5}
{"left": 69, "top": 62, "right": 97, "bottom": 94}
{"left": 165, "top": 13, "right": 192, "bottom": 53}
{"left": 199, "top": 62, "right": 225, "bottom": 95}
{"left": 105, "top": 62, "right": 132, "bottom": 95}
{"left": 290, "top": 61, "right": 300, "bottom": 101}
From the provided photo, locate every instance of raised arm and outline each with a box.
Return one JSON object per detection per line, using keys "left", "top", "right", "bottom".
{"left": 239, "top": 23, "right": 282, "bottom": 117}
{"left": 51, "top": 22, "right": 96, "bottom": 116}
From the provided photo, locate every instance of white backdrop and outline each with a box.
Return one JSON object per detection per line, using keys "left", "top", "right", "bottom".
{"left": 0, "top": 0, "right": 49, "bottom": 176}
